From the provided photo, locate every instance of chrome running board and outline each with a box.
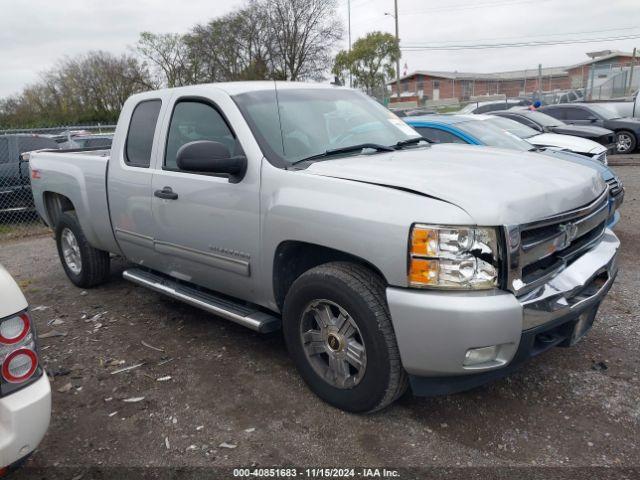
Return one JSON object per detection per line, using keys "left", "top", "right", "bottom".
{"left": 122, "top": 268, "right": 281, "bottom": 333}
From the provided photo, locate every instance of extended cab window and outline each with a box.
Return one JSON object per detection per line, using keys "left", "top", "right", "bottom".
{"left": 125, "top": 100, "right": 162, "bottom": 167}
{"left": 165, "top": 100, "right": 241, "bottom": 171}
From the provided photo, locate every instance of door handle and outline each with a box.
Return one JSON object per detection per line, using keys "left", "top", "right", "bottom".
{"left": 154, "top": 186, "right": 178, "bottom": 200}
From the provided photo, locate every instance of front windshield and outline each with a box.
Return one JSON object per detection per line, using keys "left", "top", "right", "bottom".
{"left": 588, "top": 104, "right": 618, "bottom": 120}
{"left": 484, "top": 116, "right": 539, "bottom": 139}
{"left": 233, "top": 87, "right": 420, "bottom": 165}
{"left": 523, "top": 111, "right": 565, "bottom": 127}
{"left": 457, "top": 120, "right": 533, "bottom": 152}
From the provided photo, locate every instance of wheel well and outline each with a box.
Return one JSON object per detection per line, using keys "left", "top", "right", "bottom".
{"left": 272, "top": 241, "right": 387, "bottom": 310}
{"left": 615, "top": 129, "right": 636, "bottom": 137}
{"left": 43, "top": 192, "right": 75, "bottom": 227}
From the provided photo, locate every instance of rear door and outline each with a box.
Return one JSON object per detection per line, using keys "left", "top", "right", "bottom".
{"left": 149, "top": 89, "right": 261, "bottom": 299}
{"left": 107, "top": 95, "right": 166, "bottom": 267}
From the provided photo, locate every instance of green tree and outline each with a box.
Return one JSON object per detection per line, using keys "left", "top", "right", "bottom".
{"left": 333, "top": 31, "right": 400, "bottom": 97}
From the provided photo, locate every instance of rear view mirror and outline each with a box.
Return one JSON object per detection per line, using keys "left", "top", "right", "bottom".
{"left": 176, "top": 140, "right": 247, "bottom": 183}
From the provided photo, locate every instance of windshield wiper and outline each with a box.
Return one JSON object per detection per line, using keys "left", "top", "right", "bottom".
{"left": 290, "top": 143, "right": 394, "bottom": 166}
{"left": 393, "top": 136, "right": 432, "bottom": 148}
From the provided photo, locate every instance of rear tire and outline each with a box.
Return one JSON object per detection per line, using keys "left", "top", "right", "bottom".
{"left": 615, "top": 130, "right": 636, "bottom": 154}
{"left": 282, "top": 262, "right": 407, "bottom": 413}
{"left": 55, "top": 212, "right": 110, "bottom": 288}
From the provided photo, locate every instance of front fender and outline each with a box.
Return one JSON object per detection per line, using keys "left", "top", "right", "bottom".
{"left": 258, "top": 163, "right": 474, "bottom": 309}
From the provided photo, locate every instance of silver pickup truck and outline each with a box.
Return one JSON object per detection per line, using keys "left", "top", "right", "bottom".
{"left": 28, "top": 82, "right": 620, "bottom": 412}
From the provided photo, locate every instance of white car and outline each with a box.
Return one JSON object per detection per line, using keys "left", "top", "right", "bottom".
{"left": 0, "top": 264, "right": 50, "bottom": 473}
{"left": 457, "top": 99, "right": 529, "bottom": 114}
{"left": 471, "top": 114, "right": 609, "bottom": 163}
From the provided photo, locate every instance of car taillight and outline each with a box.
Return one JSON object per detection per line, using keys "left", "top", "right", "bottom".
{"left": 0, "top": 313, "right": 30, "bottom": 344}
{"left": 1, "top": 349, "right": 37, "bottom": 383}
{"left": 0, "top": 312, "right": 38, "bottom": 386}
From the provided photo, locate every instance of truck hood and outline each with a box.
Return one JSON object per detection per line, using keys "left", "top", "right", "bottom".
{"left": 527, "top": 133, "right": 606, "bottom": 154}
{"left": 305, "top": 144, "right": 606, "bottom": 225}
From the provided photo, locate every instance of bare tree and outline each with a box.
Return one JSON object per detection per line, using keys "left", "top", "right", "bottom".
{"left": 264, "top": 0, "right": 343, "bottom": 80}
{"left": 136, "top": 32, "right": 194, "bottom": 87}
{"left": 187, "top": 0, "right": 343, "bottom": 82}
{"left": 187, "top": 1, "right": 275, "bottom": 82}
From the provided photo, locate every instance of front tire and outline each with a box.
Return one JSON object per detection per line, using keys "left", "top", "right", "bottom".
{"left": 55, "top": 212, "right": 110, "bottom": 288}
{"left": 282, "top": 262, "right": 407, "bottom": 413}
{"left": 615, "top": 130, "right": 637, "bottom": 154}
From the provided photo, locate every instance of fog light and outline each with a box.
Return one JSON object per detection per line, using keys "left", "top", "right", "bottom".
{"left": 463, "top": 345, "right": 498, "bottom": 366}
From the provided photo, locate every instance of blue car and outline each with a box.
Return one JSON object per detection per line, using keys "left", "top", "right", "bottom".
{"left": 405, "top": 115, "right": 624, "bottom": 227}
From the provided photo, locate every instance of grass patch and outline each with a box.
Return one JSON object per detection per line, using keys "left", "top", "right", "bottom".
{"left": 0, "top": 224, "right": 16, "bottom": 235}
{"left": 0, "top": 222, "right": 50, "bottom": 242}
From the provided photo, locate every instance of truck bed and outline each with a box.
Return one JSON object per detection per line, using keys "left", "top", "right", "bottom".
{"left": 28, "top": 148, "right": 120, "bottom": 254}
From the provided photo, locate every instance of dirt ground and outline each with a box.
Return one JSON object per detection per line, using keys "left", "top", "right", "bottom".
{"left": 2, "top": 167, "right": 639, "bottom": 478}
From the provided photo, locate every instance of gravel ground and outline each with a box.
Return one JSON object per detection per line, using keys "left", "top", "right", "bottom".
{"left": 1, "top": 166, "right": 639, "bottom": 478}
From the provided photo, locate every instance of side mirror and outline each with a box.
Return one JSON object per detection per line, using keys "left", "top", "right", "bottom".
{"left": 176, "top": 140, "right": 247, "bottom": 183}
{"left": 588, "top": 116, "right": 598, "bottom": 123}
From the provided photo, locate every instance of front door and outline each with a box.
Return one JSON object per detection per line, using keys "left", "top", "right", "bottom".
{"left": 150, "top": 93, "right": 261, "bottom": 300}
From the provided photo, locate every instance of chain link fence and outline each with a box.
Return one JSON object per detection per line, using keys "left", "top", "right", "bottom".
{"left": 0, "top": 125, "right": 115, "bottom": 241}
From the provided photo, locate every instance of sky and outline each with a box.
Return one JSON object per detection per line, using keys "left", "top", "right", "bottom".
{"left": 1, "top": 0, "right": 639, "bottom": 97}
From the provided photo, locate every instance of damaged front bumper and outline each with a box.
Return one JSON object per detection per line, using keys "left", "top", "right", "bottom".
{"left": 387, "top": 229, "right": 620, "bottom": 396}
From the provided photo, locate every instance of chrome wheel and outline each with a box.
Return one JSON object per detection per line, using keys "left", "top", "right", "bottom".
{"left": 300, "top": 299, "right": 367, "bottom": 389}
{"left": 616, "top": 133, "right": 633, "bottom": 153}
{"left": 61, "top": 227, "right": 82, "bottom": 275}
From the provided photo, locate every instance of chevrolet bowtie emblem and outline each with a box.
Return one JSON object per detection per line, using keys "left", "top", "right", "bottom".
{"left": 558, "top": 222, "right": 579, "bottom": 250}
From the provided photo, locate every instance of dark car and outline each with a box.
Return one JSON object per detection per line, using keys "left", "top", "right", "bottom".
{"left": 58, "top": 134, "right": 113, "bottom": 149}
{"left": 0, "top": 134, "right": 58, "bottom": 217}
{"left": 539, "top": 103, "right": 640, "bottom": 154}
{"left": 489, "top": 110, "right": 616, "bottom": 153}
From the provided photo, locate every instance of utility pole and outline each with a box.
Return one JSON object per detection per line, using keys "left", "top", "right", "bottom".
{"left": 348, "top": 0, "right": 352, "bottom": 88}
{"left": 588, "top": 62, "right": 596, "bottom": 100}
{"left": 537, "top": 63, "right": 542, "bottom": 100}
{"left": 394, "top": 0, "right": 400, "bottom": 101}
{"left": 627, "top": 47, "right": 637, "bottom": 96}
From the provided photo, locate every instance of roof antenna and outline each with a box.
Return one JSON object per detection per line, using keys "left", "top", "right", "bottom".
{"left": 273, "top": 79, "right": 287, "bottom": 160}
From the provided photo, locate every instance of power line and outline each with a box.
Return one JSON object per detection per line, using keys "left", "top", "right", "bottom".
{"left": 402, "top": 33, "right": 640, "bottom": 51}
{"left": 405, "top": 0, "right": 550, "bottom": 15}
{"left": 404, "top": 25, "right": 640, "bottom": 47}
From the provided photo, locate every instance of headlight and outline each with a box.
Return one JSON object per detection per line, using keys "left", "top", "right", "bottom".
{"left": 408, "top": 225, "right": 499, "bottom": 289}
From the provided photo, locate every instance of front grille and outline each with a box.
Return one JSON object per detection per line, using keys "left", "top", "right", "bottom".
{"left": 507, "top": 190, "right": 609, "bottom": 294}
{"left": 606, "top": 177, "right": 622, "bottom": 196}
